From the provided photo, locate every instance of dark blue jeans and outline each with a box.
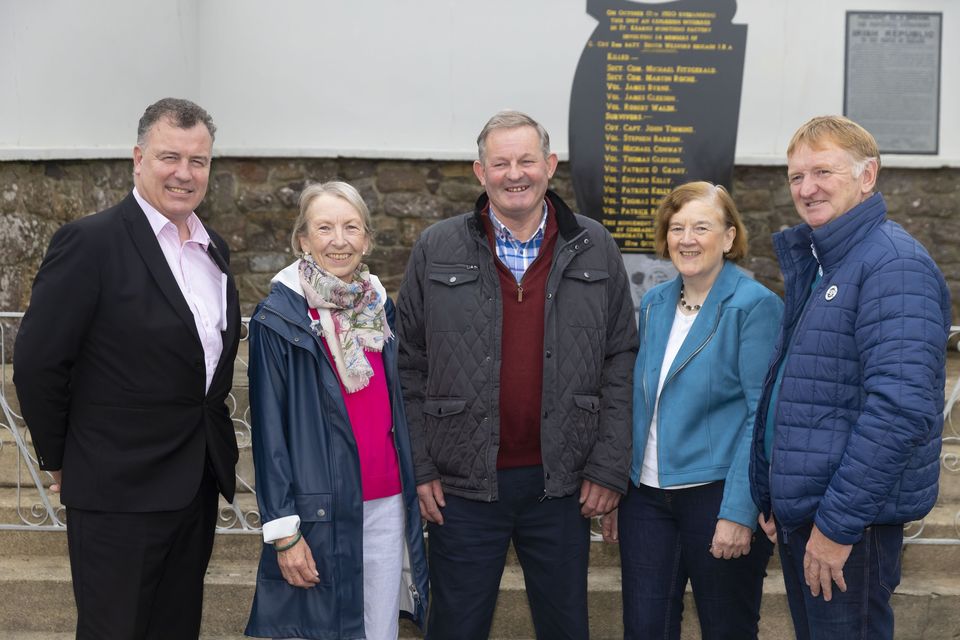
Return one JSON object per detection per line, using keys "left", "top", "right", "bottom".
{"left": 425, "top": 465, "right": 590, "bottom": 640}
{"left": 618, "top": 481, "right": 773, "bottom": 640}
{"left": 779, "top": 522, "right": 902, "bottom": 640}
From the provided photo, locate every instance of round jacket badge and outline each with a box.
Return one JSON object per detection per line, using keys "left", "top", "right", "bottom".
{"left": 825, "top": 285, "right": 838, "bottom": 301}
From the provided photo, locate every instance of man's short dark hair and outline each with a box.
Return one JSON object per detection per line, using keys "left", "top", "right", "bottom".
{"left": 137, "top": 98, "right": 216, "bottom": 145}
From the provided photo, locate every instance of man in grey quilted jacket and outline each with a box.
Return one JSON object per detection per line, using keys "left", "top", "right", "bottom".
{"left": 397, "top": 110, "right": 637, "bottom": 640}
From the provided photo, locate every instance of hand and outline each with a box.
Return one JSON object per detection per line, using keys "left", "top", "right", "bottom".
{"left": 417, "top": 479, "right": 446, "bottom": 525}
{"left": 579, "top": 479, "right": 621, "bottom": 518}
{"left": 600, "top": 508, "right": 619, "bottom": 543}
{"left": 710, "top": 519, "right": 753, "bottom": 559}
{"left": 758, "top": 512, "right": 777, "bottom": 544}
{"left": 276, "top": 534, "right": 320, "bottom": 589}
{"left": 48, "top": 470, "right": 63, "bottom": 493}
{"left": 803, "top": 524, "right": 852, "bottom": 601}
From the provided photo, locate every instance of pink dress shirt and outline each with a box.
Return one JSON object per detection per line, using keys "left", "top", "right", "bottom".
{"left": 133, "top": 188, "right": 226, "bottom": 392}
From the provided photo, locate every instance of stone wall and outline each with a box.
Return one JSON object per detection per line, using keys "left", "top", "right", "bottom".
{"left": 2, "top": 158, "right": 959, "bottom": 321}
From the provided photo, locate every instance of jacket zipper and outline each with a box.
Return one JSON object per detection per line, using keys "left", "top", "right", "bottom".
{"left": 651, "top": 305, "right": 719, "bottom": 485}
{"left": 641, "top": 305, "right": 653, "bottom": 412}
{"left": 663, "top": 308, "right": 720, "bottom": 385}
{"left": 767, "top": 266, "right": 822, "bottom": 514}
{"left": 475, "top": 235, "right": 500, "bottom": 502}
{"left": 537, "top": 228, "right": 588, "bottom": 496}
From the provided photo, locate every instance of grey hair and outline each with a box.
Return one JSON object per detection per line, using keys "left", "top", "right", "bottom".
{"left": 476, "top": 110, "right": 551, "bottom": 164}
{"left": 290, "top": 181, "right": 375, "bottom": 254}
{"left": 137, "top": 98, "right": 216, "bottom": 145}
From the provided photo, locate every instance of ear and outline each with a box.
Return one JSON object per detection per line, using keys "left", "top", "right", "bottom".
{"left": 859, "top": 157, "right": 879, "bottom": 194}
{"left": 473, "top": 159, "right": 486, "bottom": 186}
{"left": 133, "top": 145, "right": 144, "bottom": 176}
{"left": 546, "top": 153, "right": 559, "bottom": 179}
{"left": 723, "top": 225, "right": 736, "bottom": 253}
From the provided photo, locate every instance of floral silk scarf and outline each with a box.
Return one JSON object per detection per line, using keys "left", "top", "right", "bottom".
{"left": 298, "top": 256, "right": 391, "bottom": 392}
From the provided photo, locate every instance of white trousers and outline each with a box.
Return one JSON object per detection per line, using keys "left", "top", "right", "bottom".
{"left": 276, "top": 493, "right": 405, "bottom": 640}
{"left": 361, "top": 493, "right": 405, "bottom": 640}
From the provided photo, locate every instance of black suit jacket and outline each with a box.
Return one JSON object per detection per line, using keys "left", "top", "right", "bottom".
{"left": 14, "top": 192, "right": 241, "bottom": 511}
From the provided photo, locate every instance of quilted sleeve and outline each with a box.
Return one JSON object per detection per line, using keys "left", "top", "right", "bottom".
{"left": 815, "top": 255, "right": 949, "bottom": 544}
{"left": 581, "top": 230, "right": 639, "bottom": 493}
{"left": 396, "top": 238, "right": 440, "bottom": 485}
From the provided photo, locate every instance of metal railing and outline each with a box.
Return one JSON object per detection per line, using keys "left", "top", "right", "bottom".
{"left": 908, "top": 325, "right": 960, "bottom": 544}
{"left": 2, "top": 312, "right": 959, "bottom": 544}
{"left": 0, "top": 311, "right": 260, "bottom": 534}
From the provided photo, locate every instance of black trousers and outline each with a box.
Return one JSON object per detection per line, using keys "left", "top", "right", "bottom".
{"left": 66, "top": 468, "right": 219, "bottom": 640}
{"left": 425, "top": 465, "right": 591, "bottom": 640}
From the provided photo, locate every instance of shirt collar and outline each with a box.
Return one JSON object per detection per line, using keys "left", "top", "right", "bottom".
{"left": 133, "top": 187, "right": 210, "bottom": 246}
{"left": 488, "top": 201, "right": 548, "bottom": 243}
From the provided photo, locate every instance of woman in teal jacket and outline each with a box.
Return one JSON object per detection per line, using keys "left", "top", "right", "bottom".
{"left": 603, "top": 182, "right": 783, "bottom": 639}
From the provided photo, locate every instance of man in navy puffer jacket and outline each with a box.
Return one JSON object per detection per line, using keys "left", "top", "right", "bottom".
{"left": 749, "top": 115, "right": 951, "bottom": 639}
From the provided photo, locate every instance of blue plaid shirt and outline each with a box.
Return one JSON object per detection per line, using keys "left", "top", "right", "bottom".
{"left": 489, "top": 203, "right": 548, "bottom": 283}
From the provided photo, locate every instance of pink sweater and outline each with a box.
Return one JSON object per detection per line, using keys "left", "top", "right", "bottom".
{"left": 322, "top": 338, "right": 402, "bottom": 501}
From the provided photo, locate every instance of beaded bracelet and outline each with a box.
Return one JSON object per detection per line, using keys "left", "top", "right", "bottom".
{"left": 273, "top": 531, "right": 302, "bottom": 552}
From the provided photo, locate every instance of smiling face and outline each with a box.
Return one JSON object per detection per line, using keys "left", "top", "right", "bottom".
{"left": 473, "top": 125, "right": 558, "bottom": 227}
{"left": 787, "top": 141, "right": 877, "bottom": 229}
{"left": 299, "top": 193, "right": 370, "bottom": 282}
{"left": 133, "top": 118, "right": 212, "bottom": 223}
{"left": 666, "top": 199, "right": 735, "bottom": 289}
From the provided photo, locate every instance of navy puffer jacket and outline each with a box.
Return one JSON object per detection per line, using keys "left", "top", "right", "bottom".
{"left": 750, "top": 193, "right": 951, "bottom": 545}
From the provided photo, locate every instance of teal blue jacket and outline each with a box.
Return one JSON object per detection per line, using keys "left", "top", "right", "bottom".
{"left": 632, "top": 260, "right": 783, "bottom": 527}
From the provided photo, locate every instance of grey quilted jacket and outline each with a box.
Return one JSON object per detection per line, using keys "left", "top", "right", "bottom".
{"left": 396, "top": 190, "right": 638, "bottom": 501}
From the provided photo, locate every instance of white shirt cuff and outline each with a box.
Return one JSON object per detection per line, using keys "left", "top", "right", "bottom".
{"left": 261, "top": 515, "right": 300, "bottom": 543}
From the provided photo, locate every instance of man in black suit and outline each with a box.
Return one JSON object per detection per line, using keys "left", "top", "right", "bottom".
{"left": 14, "top": 98, "right": 241, "bottom": 640}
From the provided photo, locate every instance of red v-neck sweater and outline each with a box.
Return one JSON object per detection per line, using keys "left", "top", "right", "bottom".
{"left": 482, "top": 203, "right": 559, "bottom": 469}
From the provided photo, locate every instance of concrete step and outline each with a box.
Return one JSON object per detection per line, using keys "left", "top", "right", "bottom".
{"left": 3, "top": 503, "right": 958, "bottom": 573}
{"left": 3, "top": 548, "right": 959, "bottom": 640}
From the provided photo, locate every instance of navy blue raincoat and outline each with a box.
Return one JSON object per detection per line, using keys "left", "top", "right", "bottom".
{"left": 244, "top": 276, "right": 427, "bottom": 639}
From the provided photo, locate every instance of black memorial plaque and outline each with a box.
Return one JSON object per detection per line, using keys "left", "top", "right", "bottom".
{"left": 569, "top": 0, "right": 747, "bottom": 253}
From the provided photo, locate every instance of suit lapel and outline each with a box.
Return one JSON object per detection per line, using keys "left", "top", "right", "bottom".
{"left": 121, "top": 194, "right": 202, "bottom": 346}
{"left": 206, "top": 239, "right": 240, "bottom": 387}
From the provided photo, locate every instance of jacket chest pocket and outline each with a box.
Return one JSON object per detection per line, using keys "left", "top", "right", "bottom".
{"left": 426, "top": 266, "right": 482, "bottom": 331}
{"left": 558, "top": 268, "right": 609, "bottom": 328}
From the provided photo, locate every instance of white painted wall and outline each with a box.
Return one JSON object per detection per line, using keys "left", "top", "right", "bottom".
{"left": 1, "top": 0, "right": 956, "bottom": 166}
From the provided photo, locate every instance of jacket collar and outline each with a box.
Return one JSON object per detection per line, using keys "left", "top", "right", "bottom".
{"left": 644, "top": 260, "right": 743, "bottom": 384}
{"left": 774, "top": 192, "right": 887, "bottom": 277}
{"left": 470, "top": 189, "right": 582, "bottom": 241}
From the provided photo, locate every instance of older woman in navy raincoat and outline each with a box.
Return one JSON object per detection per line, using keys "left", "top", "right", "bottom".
{"left": 245, "top": 181, "right": 427, "bottom": 640}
